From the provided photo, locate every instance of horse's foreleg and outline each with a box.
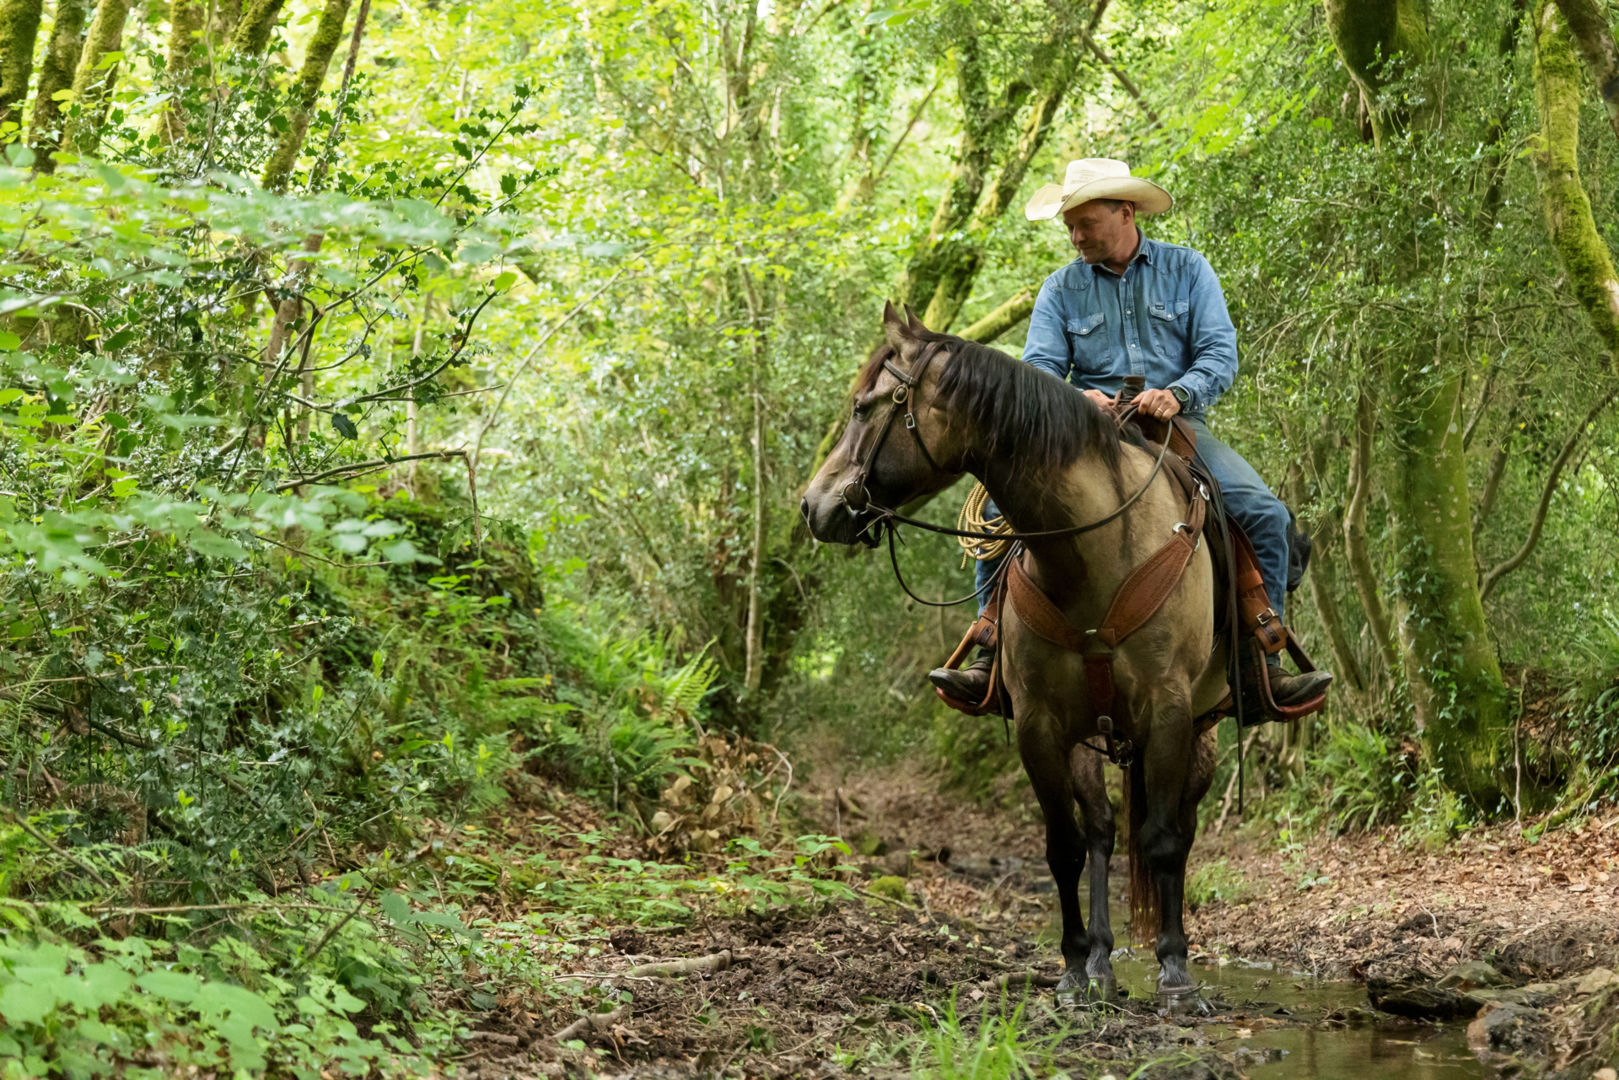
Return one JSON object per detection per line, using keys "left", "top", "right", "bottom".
{"left": 1069, "top": 745, "right": 1117, "bottom": 992}
{"left": 1139, "top": 706, "right": 1196, "bottom": 993}
{"left": 1019, "top": 718, "right": 1086, "bottom": 992}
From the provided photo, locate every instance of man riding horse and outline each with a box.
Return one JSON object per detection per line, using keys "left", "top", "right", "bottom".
{"left": 928, "top": 158, "right": 1332, "bottom": 715}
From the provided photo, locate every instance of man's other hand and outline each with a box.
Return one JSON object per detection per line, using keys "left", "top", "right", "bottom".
{"left": 1136, "top": 387, "right": 1181, "bottom": 420}
{"left": 1082, "top": 389, "right": 1114, "bottom": 410}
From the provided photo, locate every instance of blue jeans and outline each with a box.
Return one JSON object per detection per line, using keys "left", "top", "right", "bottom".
{"left": 973, "top": 416, "right": 1290, "bottom": 622}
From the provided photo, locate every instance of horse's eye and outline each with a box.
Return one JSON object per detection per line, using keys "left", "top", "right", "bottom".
{"left": 852, "top": 400, "right": 873, "bottom": 421}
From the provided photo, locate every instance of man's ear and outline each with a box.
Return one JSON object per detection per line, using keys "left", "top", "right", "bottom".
{"left": 882, "top": 300, "right": 911, "bottom": 353}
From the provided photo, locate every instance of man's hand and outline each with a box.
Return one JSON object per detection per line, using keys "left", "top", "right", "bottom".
{"left": 1136, "top": 387, "right": 1181, "bottom": 421}
{"left": 1082, "top": 389, "right": 1114, "bottom": 410}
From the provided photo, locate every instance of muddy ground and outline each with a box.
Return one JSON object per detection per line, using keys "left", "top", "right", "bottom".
{"left": 459, "top": 765, "right": 1619, "bottom": 1079}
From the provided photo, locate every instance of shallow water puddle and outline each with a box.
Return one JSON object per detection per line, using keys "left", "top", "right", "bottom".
{"left": 1108, "top": 952, "right": 1489, "bottom": 1079}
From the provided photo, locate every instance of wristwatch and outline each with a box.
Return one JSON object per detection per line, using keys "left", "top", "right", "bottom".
{"left": 1170, "top": 384, "right": 1191, "bottom": 407}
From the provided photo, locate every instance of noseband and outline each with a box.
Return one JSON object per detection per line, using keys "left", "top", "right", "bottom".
{"left": 838, "top": 342, "right": 948, "bottom": 522}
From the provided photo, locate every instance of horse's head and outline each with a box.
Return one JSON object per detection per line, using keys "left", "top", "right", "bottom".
{"left": 800, "top": 303, "right": 968, "bottom": 545}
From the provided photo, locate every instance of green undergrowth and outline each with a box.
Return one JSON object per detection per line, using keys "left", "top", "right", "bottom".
{"left": 0, "top": 807, "right": 856, "bottom": 1077}
{"left": 0, "top": 489, "right": 857, "bottom": 1076}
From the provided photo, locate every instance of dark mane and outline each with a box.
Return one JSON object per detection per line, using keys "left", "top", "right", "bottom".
{"left": 926, "top": 329, "right": 1135, "bottom": 478}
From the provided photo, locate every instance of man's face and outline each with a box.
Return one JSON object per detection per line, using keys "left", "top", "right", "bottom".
{"left": 1062, "top": 200, "right": 1134, "bottom": 263}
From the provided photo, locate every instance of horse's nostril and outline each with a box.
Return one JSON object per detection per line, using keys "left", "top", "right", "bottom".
{"left": 799, "top": 497, "right": 810, "bottom": 521}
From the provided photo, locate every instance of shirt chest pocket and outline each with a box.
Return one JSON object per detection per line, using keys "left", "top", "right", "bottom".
{"left": 1065, "top": 312, "right": 1110, "bottom": 373}
{"left": 1147, "top": 296, "right": 1190, "bottom": 351}
{"left": 1148, "top": 298, "right": 1189, "bottom": 322}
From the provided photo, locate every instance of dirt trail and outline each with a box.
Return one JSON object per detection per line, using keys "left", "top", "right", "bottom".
{"left": 459, "top": 765, "right": 1619, "bottom": 1078}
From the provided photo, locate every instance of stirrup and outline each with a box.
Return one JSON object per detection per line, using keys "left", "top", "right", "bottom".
{"left": 1238, "top": 633, "right": 1329, "bottom": 725}
{"left": 935, "top": 614, "right": 1006, "bottom": 717}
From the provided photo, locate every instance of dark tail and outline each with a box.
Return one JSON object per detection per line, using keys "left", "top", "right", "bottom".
{"left": 1122, "top": 761, "right": 1159, "bottom": 944}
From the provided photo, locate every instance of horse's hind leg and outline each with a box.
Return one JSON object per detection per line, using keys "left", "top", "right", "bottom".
{"left": 1070, "top": 745, "right": 1117, "bottom": 994}
{"left": 1018, "top": 716, "right": 1087, "bottom": 993}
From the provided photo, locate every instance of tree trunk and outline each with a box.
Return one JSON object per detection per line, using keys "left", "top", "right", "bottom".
{"left": 62, "top": 0, "right": 133, "bottom": 156}
{"left": 1533, "top": 2, "right": 1619, "bottom": 354}
{"left": 1384, "top": 354, "right": 1512, "bottom": 807}
{"left": 1552, "top": 0, "right": 1619, "bottom": 142}
{"left": 740, "top": 270, "right": 769, "bottom": 695}
{"left": 228, "top": 0, "right": 283, "bottom": 56}
{"left": 0, "top": 0, "right": 44, "bottom": 136}
{"left": 1321, "top": 0, "right": 1429, "bottom": 146}
{"left": 919, "top": 50, "right": 1078, "bottom": 331}
{"left": 1325, "top": 0, "right": 1517, "bottom": 813}
{"left": 259, "top": 0, "right": 350, "bottom": 191}
{"left": 26, "top": 0, "right": 86, "bottom": 165}
{"left": 156, "top": 0, "right": 206, "bottom": 146}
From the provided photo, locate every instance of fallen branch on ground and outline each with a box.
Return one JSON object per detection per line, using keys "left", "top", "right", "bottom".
{"left": 978, "top": 969, "right": 1063, "bottom": 991}
{"left": 624, "top": 950, "right": 731, "bottom": 978}
{"left": 554, "top": 1006, "right": 629, "bottom": 1043}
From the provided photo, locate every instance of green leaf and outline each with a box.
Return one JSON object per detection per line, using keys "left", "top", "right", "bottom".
{"left": 0, "top": 331, "right": 19, "bottom": 350}
{"left": 136, "top": 969, "right": 201, "bottom": 1003}
{"left": 331, "top": 413, "right": 358, "bottom": 440}
{"left": 492, "top": 270, "right": 517, "bottom": 291}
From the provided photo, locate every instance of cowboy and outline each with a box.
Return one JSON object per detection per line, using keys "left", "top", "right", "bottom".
{"left": 928, "top": 158, "right": 1332, "bottom": 713}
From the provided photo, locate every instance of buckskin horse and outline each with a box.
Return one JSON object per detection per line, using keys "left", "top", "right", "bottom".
{"left": 799, "top": 304, "right": 1224, "bottom": 1001}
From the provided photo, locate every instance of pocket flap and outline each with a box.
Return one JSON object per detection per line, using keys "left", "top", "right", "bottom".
{"left": 1066, "top": 312, "right": 1105, "bottom": 336}
{"left": 1149, "top": 298, "right": 1189, "bottom": 321}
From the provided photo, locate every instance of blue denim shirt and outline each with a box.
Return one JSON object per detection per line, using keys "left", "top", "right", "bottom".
{"left": 1021, "top": 231, "right": 1238, "bottom": 417}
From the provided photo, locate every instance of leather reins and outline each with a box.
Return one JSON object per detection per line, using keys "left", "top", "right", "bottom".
{"left": 842, "top": 340, "right": 1174, "bottom": 607}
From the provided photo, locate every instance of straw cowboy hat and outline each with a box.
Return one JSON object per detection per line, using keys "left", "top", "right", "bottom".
{"left": 1025, "top": 158, "right": 1173, "bottom": 220}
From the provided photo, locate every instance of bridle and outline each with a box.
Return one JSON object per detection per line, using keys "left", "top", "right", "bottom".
{"left": 834, "top": 338, "right": 1177, "bottom": 605}
{"left": 837, "top": 341, "right": 949, "bottom": 524}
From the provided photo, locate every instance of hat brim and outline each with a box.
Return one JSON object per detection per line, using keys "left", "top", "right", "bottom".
{"left": 1025, "top": 177, "right": 1173, "bottom": 221}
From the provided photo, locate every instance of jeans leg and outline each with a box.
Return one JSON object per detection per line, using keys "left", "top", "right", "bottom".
{"left": 1182, "top": 417, "right": 1290, "bottom": 623}
{"left": 972, "top": 497, "right": 1005, "bottom": 616}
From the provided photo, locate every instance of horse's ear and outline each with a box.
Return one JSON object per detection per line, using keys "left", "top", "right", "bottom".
{"left": 882, "top": 300, "right": 911, "bottom": 351}
{"left": 903, "top": 304, "right": 927, "bottom": 333}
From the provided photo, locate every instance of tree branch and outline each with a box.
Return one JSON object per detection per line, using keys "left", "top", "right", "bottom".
{"left": 1079, "top": 25, "right": 1159, "bottom": 126}
{"left": 1480, "top": 386, "right": 1616, "bottom": 599}
{"left": 958, "top": 289, "right": 1035, "bottom": 343}
{"left": 1343, "top": 389, "right": 1401, "bottom": 676}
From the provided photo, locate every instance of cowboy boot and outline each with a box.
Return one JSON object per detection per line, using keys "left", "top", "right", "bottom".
{"left": 929, "top": 650, "right": 994, "bottom": 704}
{"left": 1239, "top": 649, "right": 1333, "bottom": 726}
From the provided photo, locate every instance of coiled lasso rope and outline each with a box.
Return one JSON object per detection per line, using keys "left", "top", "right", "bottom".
{"left": 956, "top": 483, "right": 1014, "bottom": 568}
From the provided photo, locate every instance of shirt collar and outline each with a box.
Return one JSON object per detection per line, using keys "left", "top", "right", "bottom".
{"left": 1088, "top": 228, "right": 1152, "bottom": 278}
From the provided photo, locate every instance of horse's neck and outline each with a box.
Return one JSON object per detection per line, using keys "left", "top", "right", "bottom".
{"left": 979, "top": 449, "right": 1148, "bottom": 602}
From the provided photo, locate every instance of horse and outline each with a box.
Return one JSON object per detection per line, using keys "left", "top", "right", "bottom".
{"left": 799, "top": 304, "right": 1223, "bottom": 1000}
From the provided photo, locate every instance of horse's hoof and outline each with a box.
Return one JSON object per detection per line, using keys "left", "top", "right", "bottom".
{"left": 1086, "top": 975, "right": 1119, "bottom": 1003}
{"left": 1155, "top": 983, "right": 1211, "bottom": 1017}
{"left": 1055, "top": 970, "right": 1084, "bottom": 995}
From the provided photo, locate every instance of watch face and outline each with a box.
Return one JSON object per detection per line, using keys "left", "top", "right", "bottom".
{"left": 1171, "top": 386, "right": 1189, "bottom": 403}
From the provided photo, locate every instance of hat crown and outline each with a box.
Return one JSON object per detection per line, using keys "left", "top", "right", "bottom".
{"left": 1063, "top": 157, "right": 1133, "bottom": 194}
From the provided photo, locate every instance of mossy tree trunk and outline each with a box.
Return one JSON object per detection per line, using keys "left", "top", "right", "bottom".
{"left": 895, "top": 18, "right": 1080, "bottom": 333}
{"left": 1384, "top": 351, "right": 1514, "bottom": 806}
{"left": 1533, "top": 2, "right": 1619, "bottom": 353}
{"left": 228, "top": 0, "right": 281, "bottom": 56}
{"left": 28, "top": 0, "right": 89, "bottom": 166}
{"left": 259, "top": 0, "right": 349, "bottom": 191}
{"left": 1324, "top": 0, "right": 1517, "bottom": 812}
{"left": 0, "top": 0, "right": 44, "bottom": 136}
{"left": 62, "top": 0, "right": 134, "bottom": 156}
{"left": 1552, "top": 0, "right": 1619, "bottom": 142}
{"left": 155, "top": 0, "right": 206, "bottom": 145}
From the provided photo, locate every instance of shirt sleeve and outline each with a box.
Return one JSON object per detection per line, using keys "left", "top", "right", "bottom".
{"left": 1168, "top": 253, "right": 1238, "bottom": 413}
{"left": 1020, "top": 277, "right": 1071, "bottom": 382}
